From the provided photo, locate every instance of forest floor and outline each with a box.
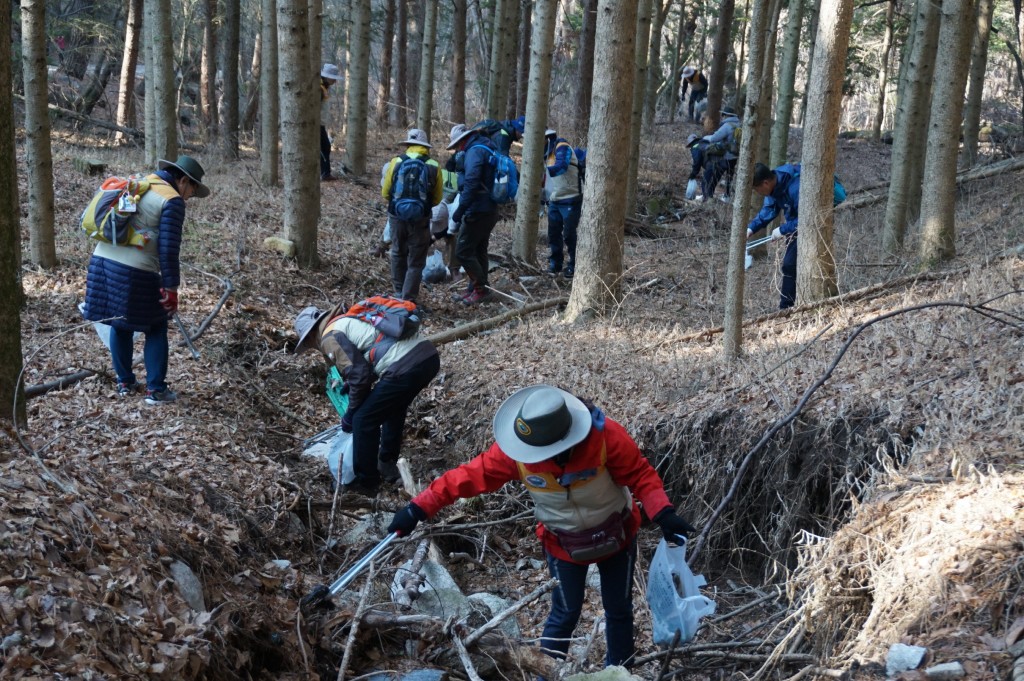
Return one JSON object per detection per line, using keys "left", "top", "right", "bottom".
{"left": 1, "top": 117, "right": 1023, "bottom": 681}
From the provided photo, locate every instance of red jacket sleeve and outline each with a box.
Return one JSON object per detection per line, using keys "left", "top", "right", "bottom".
{"left": 412, "top": 443, "right": 521, "bottom": 518}
{"left": 602, "top": 418, "right": 674, "bottom": 520}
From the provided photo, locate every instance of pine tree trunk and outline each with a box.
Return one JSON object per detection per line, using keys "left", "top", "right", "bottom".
{"left": 756, "top": 0, "right": 782, "bottom": 168}
{"left": 704, "top": 0, "right": 736, "bottom": 133}
{"left": 919, "top": 0, "right": 977, "bottom": 265}
{"left": 667, "top": 0, "right": 686, "bottom": 124}
{"left": 308, "top": 0, "right": 322, "bottom": 78}
{"left": 511, "top": 0, "right": 557, "bottom": 263}
{"left": 769, "top": 0, "right": 803, "bottom": 166}
{"left": 376, "top": 0, "right": 396, "bottom": 126}
{"left": 722, "top": 0, "right": 771, "bottom": 359}
{"left": 451, "top": 0, "right": 467, "bottom": 123}
{"left": 503, "top": 0, "right": 520, "bottom": 118}
{"left": 144, "top": 19, "right": 155, "bottom": 165}
{"left": 242, "top": 30, "right": 261, "bottom": 131}
{"left": 515, "top": 0, "right": 532, "bottom": 116}
{"left": 345, "top": 0, "right": 371, "bottom": 175}
{"left": 882, "top": 0, "right": 939, "bottom": 253}
{"left": 416, "top": 0, "right": 438, "bottom": 137}
{"left": 220, "top": 0, "right": 240, "bottom": 158}
{"left": 407, "top": 1, "right": 423, "bottom": 113}
{"left": 869, "top": 0, "right": 895, "bottom": 140}
{"left": 260, "top": 0, "right": 279, "bottom": 186}
{"left": 961, "top": 0, "right": 995, "bottom": 167}
{"left": 20, "top": 0, "right": 57, "bottom": 269}
{"left": 115, "top": 0, "right": 142, "bottom": 143}
{"left": 799, "top": 0, "right": 821, "bottom": 124}
{"left": 0, "top": 0, "right": 25, "bottom": 426}
{"left": 278, "top": 1, "right": 320, "bottom": 268}
{"left": 643, "top": 0, "right": 671, "bottom": 132}
{"left": 395, "top": 0, "right": 408, "bottom": 127}
{"left": 147, "top": 0, "right": 178, "bottom": 161}
{"left": 574, "top": 0, "right": 598, "bottom": 140}
{"left": 796, "top": 0, "right": 854, "bottom": 304}
{"left": 200, "top": 0, "right": 217, "bottom": 138}
{"left": 486, "top": 0, "right": 510, "bottom": 119}
{"left": 565, "top": 0, "right": 639, "bottom": 321}
{"left": 625, "top": 0, "right": 653, "bottom": 218}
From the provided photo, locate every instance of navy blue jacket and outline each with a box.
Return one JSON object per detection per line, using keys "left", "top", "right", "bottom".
{"left": 747, "top": 164, "right": 801, "bottom": 237}
{"left": 451, "top": 134, "right": 497, "bottom": 223}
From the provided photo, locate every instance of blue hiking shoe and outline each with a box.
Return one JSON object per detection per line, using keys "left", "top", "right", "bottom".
{"left": 145, "top": 389, "right": 178, "bottom": 405}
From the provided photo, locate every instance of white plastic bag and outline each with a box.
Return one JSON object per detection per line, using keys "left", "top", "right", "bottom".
{"left": 745, "top": 253, "right": 753, "bottom": 270}
{"left": 685, "top": 179, "right": 698, "bottom": 200}
{"left": 382, "top": 219, "right": 392, "bottom": 245}
{"left": 326, "top": 430, "right": 355, "bottom": 485}
{"left": 646, "top": 538, "right": 716, "bottom": 645}
{"left": 422, "top": 249, "right": 449, "bottom": 284}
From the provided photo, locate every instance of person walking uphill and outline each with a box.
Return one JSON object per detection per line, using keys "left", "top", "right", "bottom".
{"left": 680, "top": 65, "right": 708, "bottom": 123}
{"left": 83, "top": 155, "right": 210, "bottom": 404}
{"left": 746, "top": 162, "right": 802, "bottom": 309}
{"left": 293, "top": 300, "right": 439, "bottom": 495}
{"left": 447, "top": 126, "right": 499, "bottom": 306}
{"left": 319, "top": 63, "right": 341, "bottom": 181}
{"left": 387, "top": 385, "right": 697, "bottom": 672}
{"left": 543, "top": 129, "right": 583, "bottom": 279}
{"left": 381, "top": 129, "right": 444, "bottom": 302}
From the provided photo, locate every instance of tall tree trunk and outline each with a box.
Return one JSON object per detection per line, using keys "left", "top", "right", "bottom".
{"left": 755, "top": 0, "right": 782, "bottom": 167}
{"left": 515, "top": 0, "right": 532, "bottom": 116}
{"left": 144, "top": 15, "right": 155, "bottom": 164}
{"left": 395, "top": 0, "right": 408, "bottom": 126}
{"left": 451, "top": 0, "right": 467, "bottom": 123}
{"left": 0, "top": 0, "right": 25, "bottom": 426}
{"left": 511, "top": 0, "right": 557, "bottom": 262}
{"left": 116, "top": 0, "right": 143, "bottom": 143}
{"left": 242, "top": 30, "right": 262, "bottom": 131}
{"left": 345, "top": 0, "right": 370, "bottom": 175}
{"left": 667, "top": 0, "right": 686, "bottom": 123}
{"left": 574, "top": 0, "right": 598, "bottom": 140}
{"left": 309, "top": 0, "right": 322, "bottom": 76}
{"left": 21, "top": 0, "right": 57, "bottom": 269}
{"left": 278, "top": 0, "right": 320, "bottom": 268}
{"left": 961, "top": 0, "right": 995, "bottom": 167}
{"left": 407, "top": 0, "right": 423, "bottom": 114}
{"left": 796, "top": 0, "right": 854, "bottom": 304}
{"left": 200, "top": 0, "right": 218, "bottom": 138}
{"left": 148, "top": 0, "right": 178, "bottom": 162}
{"left": 486, "top": 0, "right": 510, "bottom": 118}
{"left": 919, "top": 0, "right": 977, "bottom": 265}
{"left": 704, "top": 0, "right": 736, "bottom": 133}
{"left": 260, "top": 0, "right": 279, "bottom": 185}
{"left": 869, "top": 0, "right": 895, "bottom": 140}
{"left": 769, "top": 0, "right": 803, "bottom": 165}
{"left": 416, "top": 0, "right": 438, "bottom": 137}
{"left": 722, "top": 0, "right": 771, "bottom": 359}
{"left": 625, "top": 0, "right": 653, "bottom": 218}
{"left": 882, "top": 0, "right": 939, "bottom": 253}
{"left": 503, "top": 0, "right": 520, "bottom": 118}
{"left": 799, "top": 0, "right": 821, "bottom": 124}
{"left": 377, "top": 0, "right": 396, "bottom": 126}
{"left": 220, "top": 0, "right": 240, "bottom": 158}
{"left": 565, "top": 0, "right": 638, "bottom": 321}
{"left": 643, "top": 0, "right": 672, "bottom": 132}
{"left": 74, "top": 49, "right": 117, "bottom": 116}
{"left": 733, "top": 0, "right": 749, "bottom": 109}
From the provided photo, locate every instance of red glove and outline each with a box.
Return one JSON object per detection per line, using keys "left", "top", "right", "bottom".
{"left": 159, "top": 288, "right": 178, "bottom": 313}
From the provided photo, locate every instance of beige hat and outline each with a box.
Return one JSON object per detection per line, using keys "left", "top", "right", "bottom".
{"left": 293, "top": 306, "right": 329, "bottom": 353}
{"left": 492, "top": 385, "right": 592, "bottom": 463}
{"left": 400, "top": 128, "right": 431, "bottom": 148}
{"left": 447, "top": 124, "right": 475, "bottom": 150}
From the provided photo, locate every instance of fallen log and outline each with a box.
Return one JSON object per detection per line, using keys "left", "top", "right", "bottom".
{"left": 426, "top": 296, "right": 568, "bottom": 346}
{"left": 25, "top": 369, "right": 98, "bottom": 398}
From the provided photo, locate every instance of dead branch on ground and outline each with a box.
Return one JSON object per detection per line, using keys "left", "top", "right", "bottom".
{"left": 426, "top": 296, "right": 568, "bottom": 345}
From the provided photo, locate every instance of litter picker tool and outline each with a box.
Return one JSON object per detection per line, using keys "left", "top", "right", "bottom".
{"left": 745, "top": 235, "right": 774, "bottom": 250}
{"left": 174, "top": 314, "right": 201, "bottom": 360}
{"left": 301, "top": 532, "right": 400, "bottom": 610}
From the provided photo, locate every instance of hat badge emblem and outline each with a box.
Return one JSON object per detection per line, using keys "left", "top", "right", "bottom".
{"left": 515, "top": 417, "right": 532, "bottom": 437}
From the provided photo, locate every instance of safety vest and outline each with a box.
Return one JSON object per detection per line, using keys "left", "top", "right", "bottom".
{"left": 545, "top": 142, "right": 581, "bottom": 203}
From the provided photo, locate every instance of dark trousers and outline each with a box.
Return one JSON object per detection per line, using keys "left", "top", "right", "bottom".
{"left": 703, "top": 157, "right": 736, "bottom": 197}
{"left": 780, "top": 237, "right": 798, "bottom": 309}
{"left": 689, "top": 146, "right": 706, "bottom": 181}
{"left": 319, "top": 126, "right": 332, "bottom": 178}
{"left": 109, "top": 319, "right": 169, "bottom": 392}
{"left": 547, "top": 199, "right": 582, "bottom": 272}
{"left": 540, "top": 542, "right": 637, "bottom": 671}
{"left": 455, "top": 211, "right": 499, "bottom": 292}
{"left": 389, "top": 217, "right": 432, "bottom": 301}
{"left": 350, "top": 353, "right": 440, "bottom": 488}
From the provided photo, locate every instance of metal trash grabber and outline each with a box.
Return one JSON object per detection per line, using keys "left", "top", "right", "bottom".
{"left": 301, "top": 532, "right": 400, "bottom": 610}
{"left": 745, "top": 235, "right": 774, "bottom": 250}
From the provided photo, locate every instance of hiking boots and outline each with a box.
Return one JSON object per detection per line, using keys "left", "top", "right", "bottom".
{"left": 564, "top": 264, "right": 575, "bottom": 279}
{"left": 547, "top": 259, "right": 562, "bottom": 275}
{"left": 340, "top": 481, "right": 379, "bottom": 498}
{"left": 462, "top": 289, "right": 492, "bottom": 306}
{"left": 145, "top": 388, "right": 178, "bottom": 405}
{"left": 378, "top": 460, "right": 401, "bottom": 484}
{"left": 116, "top": 381, "right": 140, "bottom": 397}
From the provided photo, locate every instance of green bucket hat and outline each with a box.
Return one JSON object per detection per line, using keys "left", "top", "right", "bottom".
{"left": 158, "top": 155, "right": 211, "bottom": 198}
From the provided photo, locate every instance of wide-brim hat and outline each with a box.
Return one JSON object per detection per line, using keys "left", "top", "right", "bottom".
{"left": 447, "top": 126, "right": 475, "bottom": 150}
{"left": 685, "top": 133, "right": 701, "bottom": 148}
{"left": 321, "top": 63, "right": 341, "bottom": 80}
{"left": 493, "top": 385, "right": 592, "bottom": 463}
{"left": 158, "top": 155, "right": 210, "bottom": 198}
{"left": 721, "top": 106, "right": 737, "bottom": 116}
{"left": 544, "top": 128, "right": 557, "bottom": 137}
{"left": 400, "top": 128, "right": 431, "bottom": 148}
{"left": 293, "top": 306, "right": 329, "bottom": 354}
{"left": 681, "top": 66, "right": 697, "bottom": 79}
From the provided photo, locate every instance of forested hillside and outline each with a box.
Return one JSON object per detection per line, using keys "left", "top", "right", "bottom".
{"left": 1, "top": 0, "right": 1022, "bottom": 680}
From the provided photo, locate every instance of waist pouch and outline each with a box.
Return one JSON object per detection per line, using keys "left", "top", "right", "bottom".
{"left": 553, "top": 509, "right": 629, "bottom": 563}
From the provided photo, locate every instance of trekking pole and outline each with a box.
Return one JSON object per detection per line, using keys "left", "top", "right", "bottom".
{"left": 745, "top": 235, "right": 774, "bottom": 250}
{"left": 173, "top": 314, "right": 201, "bottom": 360}
{"left": 301, "top": 532, "right": 400, "bottom": 610}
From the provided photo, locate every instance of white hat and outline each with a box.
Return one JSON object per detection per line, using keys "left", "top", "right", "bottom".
{"left": 447, "top": 124, "right": 475, "bottom": 150}
{"left": 493, "top": 385, "right": 592, "bottom": 463}
{"left": 545, "top": 129, "right": 557, "bottom": 137}
{"left": 400, "top": 128, "right": 431, "bottom": 148}
{"left": 681, "top": 65, "right": 696, "bottom": 79}
{"left": 293, "top": 306, "right": 329, "bottom": 353}
{"left": 320, "top": 63, "right": 341, "bottom": 80}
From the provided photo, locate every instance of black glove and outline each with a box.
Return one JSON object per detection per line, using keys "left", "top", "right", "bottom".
{"left": 654, "top": 509, "right": 698, "bottom": 545}
{"left": 388, "top": 502, "right": 427, "bottom": 536}
{"left": 340, "top": 412, "right": 353, "bottom": 433}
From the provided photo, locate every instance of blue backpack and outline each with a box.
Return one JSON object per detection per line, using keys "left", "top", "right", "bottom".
{"left": 390, "top": 154, "right": 434, "bottom": 221}
{"left": 472, "top": 144, "right": 519, "bottom": 204}
{"left": 832, "top": 175, "right": 847, "bottom": 205}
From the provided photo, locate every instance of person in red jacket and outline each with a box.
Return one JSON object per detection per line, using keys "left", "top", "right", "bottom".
{"left": 388, "top": 384, "right": 696, "bottom": 671}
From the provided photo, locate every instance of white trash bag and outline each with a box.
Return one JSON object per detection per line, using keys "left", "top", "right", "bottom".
{"left": 685, "top": 179, "right": 699, "bottom": 201}
{"left": 422, "top": 249, "right": 449, "bottom": 284}
{"left": 646, "top": 537, "right": 716, "bottom": 645}
{"left": 327, "top": 430, "right": 355, "bottom": 485}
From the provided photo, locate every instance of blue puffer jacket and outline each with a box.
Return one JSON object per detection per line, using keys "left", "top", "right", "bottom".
{"left": 747, "top": 163, "right": 801, "bottom": 236}
{"left": 83, "top": 169, "right": 185, "bottom": 331}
